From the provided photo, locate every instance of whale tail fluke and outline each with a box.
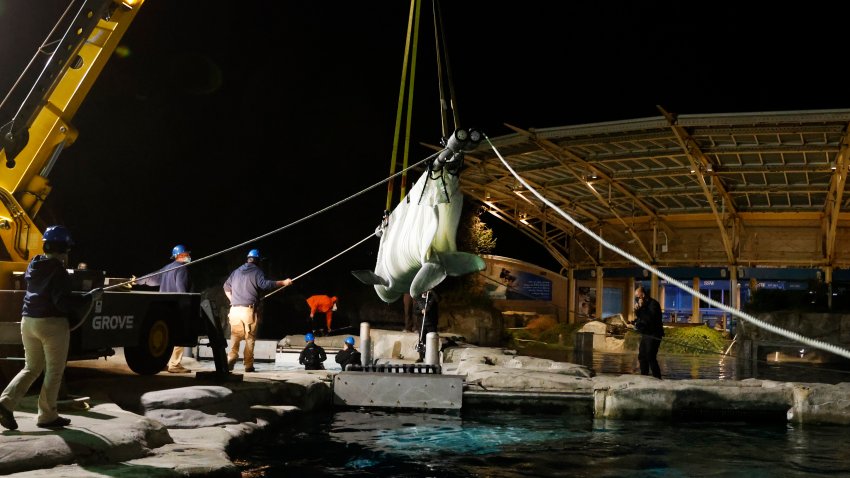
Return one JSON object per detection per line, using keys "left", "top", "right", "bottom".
{"left": 408, "top": 252, "right": 485, "bottom": 297}
{"left": 410, "top": 262, "right": 448, "bottom": 298}
{"left": 351, "top": 270, "right": 390, "bottom": 287}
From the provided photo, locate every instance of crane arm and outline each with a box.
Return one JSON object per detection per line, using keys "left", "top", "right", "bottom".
{"left": 0, "top": 0, "right": 143, "bottom": 272}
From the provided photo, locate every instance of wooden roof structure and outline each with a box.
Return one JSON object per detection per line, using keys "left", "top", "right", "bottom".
{"left": 457, "top": 109, "right": 850, "bottom": 279}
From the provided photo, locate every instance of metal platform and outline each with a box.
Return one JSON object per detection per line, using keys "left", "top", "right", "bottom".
{"left": 333, "top": 371, "right": 464, "bottom": 410}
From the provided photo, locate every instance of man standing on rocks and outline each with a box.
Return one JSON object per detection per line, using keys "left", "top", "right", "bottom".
{"left": 0, "top": 226, "right": 100, "bottom": 430}
{"left": 223, "top": 248, "right": 292, "bottom": 372}
{"left": 632, "top": 284, "right": 664, "bottom": 379}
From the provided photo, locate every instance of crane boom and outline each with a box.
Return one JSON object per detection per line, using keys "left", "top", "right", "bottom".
{"left": 0, "top": 0, "right": 143, "bottom": 286}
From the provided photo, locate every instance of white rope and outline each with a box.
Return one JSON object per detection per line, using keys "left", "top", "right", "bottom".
{"left": 104, "top": 150, "right": 442, "bottom": 292}
{"left": 486, "top": 135, "right": 850, "bottom": 360}
{"left": 264, "top": 232, "right": 375, "bottom": 299}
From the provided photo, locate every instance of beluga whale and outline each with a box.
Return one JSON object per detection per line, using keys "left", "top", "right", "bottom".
{"left": 352, "top": 128, "right": 486, "bottom": 303}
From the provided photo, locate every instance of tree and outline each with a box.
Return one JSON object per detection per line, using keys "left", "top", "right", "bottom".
{"left": 458, "top": 204, "right": 496, "bottom": 255}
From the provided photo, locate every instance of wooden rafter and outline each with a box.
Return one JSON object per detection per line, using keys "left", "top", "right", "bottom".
{"left": 659, "top": 107, "right": 737, "bottom": 264}
{"left": 824, "top": 125, "right": 850, "bottom": 263}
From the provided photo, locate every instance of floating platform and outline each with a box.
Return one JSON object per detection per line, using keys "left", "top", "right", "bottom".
{"left": 333, "top": 370, "right": 464, "bottom": 410}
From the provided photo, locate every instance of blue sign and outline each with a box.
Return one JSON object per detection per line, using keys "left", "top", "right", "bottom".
{"left": 511, "top": 270, "right": 552, "bottom": 300}
{"left": 486, "top": 268, "right": 552, "bottom": 301}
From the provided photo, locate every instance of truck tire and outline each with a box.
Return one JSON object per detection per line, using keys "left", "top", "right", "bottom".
{"left": 125, "top": 317, "right": 172, "bottom": 375}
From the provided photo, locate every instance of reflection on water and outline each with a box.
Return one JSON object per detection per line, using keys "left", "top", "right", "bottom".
{"left": 239, "top": 409, "right": 850, "bottom": 477}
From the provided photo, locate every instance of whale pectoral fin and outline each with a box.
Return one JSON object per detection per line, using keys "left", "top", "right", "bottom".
{"left": 439, "top": 252, "right": 486, "bottom": 277}
{"left": 351, "top": 270, "right": 390, "bottom": 287}
{"left": 410, "top": 262, "right": 447, "bottom": 297}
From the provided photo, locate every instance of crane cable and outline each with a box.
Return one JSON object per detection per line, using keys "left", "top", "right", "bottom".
{"left": 386, "top": 0, "right": 421, "bottom": 212}
{"left": 486, "top": 135, "right": 850, "bottom": 361}
{"left": 105, "top": 149, "right": 443, "bottom": 293}
{"left": 432, "top": 0, "right": 459, "bottom": 136}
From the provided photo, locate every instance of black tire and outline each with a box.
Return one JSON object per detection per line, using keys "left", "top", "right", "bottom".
{"left": 124, "top": 317, "right": 172, "bottom": 375}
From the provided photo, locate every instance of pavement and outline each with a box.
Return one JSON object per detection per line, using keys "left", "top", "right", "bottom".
{"left": 0, "top": 349, "right": 333, "bottom": 476}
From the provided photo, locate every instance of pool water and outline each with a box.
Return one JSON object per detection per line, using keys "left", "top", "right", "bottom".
{"left": 236, "top": 408, "right": 850, "bottom": 477}
{"left": 233, "top": 350, "right": 850, "bottom": 476}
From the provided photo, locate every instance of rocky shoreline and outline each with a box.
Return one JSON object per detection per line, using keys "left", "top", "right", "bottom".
{"left": 1, "top": 331, "right": 849, "bottom": 475}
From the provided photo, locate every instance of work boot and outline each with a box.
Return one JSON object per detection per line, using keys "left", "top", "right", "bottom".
{"left": 37, "top": 416, "right": 71, "bottom": 429}
{"left": 167, "top": 364, "right": 191, "bottom": 374}
{"left": 227, "top": 356, "right": 237, "bottom": 371}
{"left": 244, "top": 366, "right": 256, "bottom": 372}
{"left": 0, "top": 403, "right": 17, "bottom": 430}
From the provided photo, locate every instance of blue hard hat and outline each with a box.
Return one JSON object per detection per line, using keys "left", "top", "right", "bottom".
{"left": 42, "top": 225, "right": 74, "bottom": 246}
{"left": 171, "top": 244, "right": 189, "bottom": 258}
{"left": 344, "top": 336, "right": 355, "bottom": 345}
{"left": 305, "top": 332, "right": 315, "bottom": 342}
{"left": 247, "top": 249, "right": 261, "bottom": 259}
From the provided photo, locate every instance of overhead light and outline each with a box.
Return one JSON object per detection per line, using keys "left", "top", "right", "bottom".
{"left": 690, "top": 165, "right": 696, "bottom": 174}
{"left": 830, "top": 161, "right": 837, "bottom": 171}
{"left": 705, "top": 163, "right": 713, "bottom": 172}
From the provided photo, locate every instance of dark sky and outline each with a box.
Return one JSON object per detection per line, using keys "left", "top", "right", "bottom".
{"left": 3, "top": 1, "right": 849, "bottom": 305}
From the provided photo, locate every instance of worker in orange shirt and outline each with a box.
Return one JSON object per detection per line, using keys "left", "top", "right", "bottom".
{"left": 306, "top": 295, "right": 338, "bottom": 335}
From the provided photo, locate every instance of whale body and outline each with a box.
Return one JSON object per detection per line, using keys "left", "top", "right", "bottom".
{"left": 352, "top": 129, "right": 485, "bottom": 303}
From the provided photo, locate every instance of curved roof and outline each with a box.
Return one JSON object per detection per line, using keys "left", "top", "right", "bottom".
{"left": 458, "top": 109, "right": 850, "bottom": 273}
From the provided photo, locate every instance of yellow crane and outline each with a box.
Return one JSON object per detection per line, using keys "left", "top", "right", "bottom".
{"left": 0, "top": 0, "right": 144, "bottom": 288}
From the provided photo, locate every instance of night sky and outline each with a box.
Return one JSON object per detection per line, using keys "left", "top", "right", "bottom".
{"left": 2, "top": 1, "right": 849, "bottom": 323}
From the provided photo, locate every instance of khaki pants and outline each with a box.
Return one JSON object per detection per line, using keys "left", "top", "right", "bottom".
{"left": 168, "top": 346, "right": 184, "bottom": 369}
{"left": 228, "top": 306, "right": 257, "bottom": 369}
{"left": 0, "top": 316, "right": 69, "bottom": 424}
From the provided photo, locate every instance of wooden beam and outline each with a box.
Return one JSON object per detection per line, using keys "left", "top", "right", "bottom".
{"left": 503, "top": 123, "right": 663, "bottom": 224}
{"left": 824, "top": 125, "right": 850, "bottom": 264}
{"left": 659, "top": 106, "right": 737, "bottom": 264}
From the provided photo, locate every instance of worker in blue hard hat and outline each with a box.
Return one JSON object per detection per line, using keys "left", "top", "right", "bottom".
{"left": 223, "top": 248, "right": 292, "bottom": 372}
{"left": 133, "top": 244, "right": 193, "bottom": 373}
{"left": 0, "top": 226, "right": 101, "bottom": 431}
{"left": 335, "top": 336, "right": 361, "bottom": 370}
{"left": 298, "top": 332, "right": 327, "bottom": 370}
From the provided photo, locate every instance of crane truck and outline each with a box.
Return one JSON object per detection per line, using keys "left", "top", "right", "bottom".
{"left": 0, "top": 0, "right": 229, "bottom": 379}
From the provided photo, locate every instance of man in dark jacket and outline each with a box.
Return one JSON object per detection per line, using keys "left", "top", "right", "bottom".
{"left": 335, "top": 336, "right": 361, "bottom": 370}
{"left": 134, "top": 244, "right": 192, "bottom": 373}
{"left": 0, "top": 226, "right": 100, "bottom": 430}
{"left": 299, "top": 332, "right": 327, "bottom": 370}
{"left": 632, "top": 284, "right": 664, "bottom": 379}
{"left": 223, "top": 249, "right": 292, "bottom": 372}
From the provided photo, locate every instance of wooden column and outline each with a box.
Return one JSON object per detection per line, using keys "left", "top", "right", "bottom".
{"left": 692, "top": 277, "right": 701, "bottom": 323}
{"left": 568, "top": 268, "right": 576, "bottom": 324}
{"left": 595, "top": 267, "right": 604, "bottom": 320}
